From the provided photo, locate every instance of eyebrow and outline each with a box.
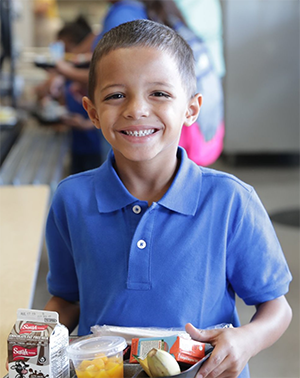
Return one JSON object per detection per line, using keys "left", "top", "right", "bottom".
{"left": 100, "top": 81, "right": 175, "bottom": 93}
{"left": 100, "top": 84, "right": 126, "bottom": 92}
{"left": 150, "top": 81, "right": 174, "bottom": 89}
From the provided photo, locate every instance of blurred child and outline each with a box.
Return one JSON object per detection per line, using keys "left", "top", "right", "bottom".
{"left": 45, "top": 20, "right": 292, "bottom": 378}
{"left": 34, "top": 15, "right": 93, "bottom": 102}
{"left": 35, "top": 15, "right": 104, "bottom": 174}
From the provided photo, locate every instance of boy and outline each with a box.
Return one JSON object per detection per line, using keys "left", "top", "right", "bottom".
{"left": 45, "top": 20, "right": 292, "bottom": 378}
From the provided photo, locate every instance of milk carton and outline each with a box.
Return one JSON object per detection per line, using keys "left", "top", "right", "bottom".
{"left": 7, "top": 309, "right": 69, "bottom": 378}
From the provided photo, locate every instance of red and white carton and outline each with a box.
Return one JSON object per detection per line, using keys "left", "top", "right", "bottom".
{"left": 8, "top": 309, "right": 69, "bottom": 378}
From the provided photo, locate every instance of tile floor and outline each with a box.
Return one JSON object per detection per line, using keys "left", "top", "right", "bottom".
{"left": 32, "top": 154, "right": 300, "bottom": 378}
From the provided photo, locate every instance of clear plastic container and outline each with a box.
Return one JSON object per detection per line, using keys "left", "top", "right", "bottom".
{"left": 67, "top": 335, "right": 127, "bottom": 378}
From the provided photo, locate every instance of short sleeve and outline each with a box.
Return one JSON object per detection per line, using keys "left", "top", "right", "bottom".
{"left": 226, "top": 188, "right": 292, "bottom": 305}
{"left": 46, "top": 197, "right": 79, "bottom": 302}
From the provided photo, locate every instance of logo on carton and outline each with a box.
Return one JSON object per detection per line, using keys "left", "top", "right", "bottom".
{"left": 20, "top": 323, "right": 48, "bottom": 334}
{"left": 13, "top": 346, "right": 38, "bottom": 360}
{"left": 11, "top": 360, "right": 30, "bottom": 378}
{"left": 11, "top": 361, "right": 50, "bottom": 378}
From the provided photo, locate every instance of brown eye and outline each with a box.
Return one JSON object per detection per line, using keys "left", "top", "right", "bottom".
{"left": 152, "top": 91, "right": 170, "bottom": 98}
{"left": 105, "top": 93, "right": 124, "bottom": 100}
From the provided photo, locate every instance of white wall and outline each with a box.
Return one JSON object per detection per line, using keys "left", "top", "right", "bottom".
{"left": 14, "top": 0, "right": 34, "bottom": 49}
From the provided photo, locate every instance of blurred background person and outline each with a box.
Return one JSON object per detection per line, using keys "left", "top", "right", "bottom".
{"left": 174, "top": 0, "right": 225, "bottom": 79}
{"left": 34, "top": 15, "right": 104, "bottom": 174}
{"left": 173, "top": 0, "right": 226, "bottom": 165}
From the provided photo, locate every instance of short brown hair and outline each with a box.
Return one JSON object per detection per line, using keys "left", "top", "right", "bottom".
{"left": 88, "top": 19, "right": 196, "bottom": 102}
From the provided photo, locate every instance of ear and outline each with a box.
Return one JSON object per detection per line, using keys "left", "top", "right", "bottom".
{"left": 82, "top": 96, "right": 101, "bottom": 129}
{"left": 184, "top": 93, "right": 202, "bottom": 127}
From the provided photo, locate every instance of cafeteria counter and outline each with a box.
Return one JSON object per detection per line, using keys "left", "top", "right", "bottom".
{"left": 0, "top": 118, "right": 70, "bottom": 193}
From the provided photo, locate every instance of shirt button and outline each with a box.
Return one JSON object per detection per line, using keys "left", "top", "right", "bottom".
{"left": 137, "top": 239, "right": 147, "bottom": 249}
{"left": 132, "top": 205, "right": 142, "bottom": 214}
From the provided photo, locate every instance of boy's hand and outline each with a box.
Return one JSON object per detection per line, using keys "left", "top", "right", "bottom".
{"left": 186, "top": 297, "right": 292, "bottom": 378}
{"left": 185, "top": 323, "right": 253, "bottom": 378}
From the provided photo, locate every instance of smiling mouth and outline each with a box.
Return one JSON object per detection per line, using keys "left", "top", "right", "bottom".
{"left": 122, "top": 129, "right": 156, "bottom": 137}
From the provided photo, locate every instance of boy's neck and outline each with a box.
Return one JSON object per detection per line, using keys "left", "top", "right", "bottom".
{"left": 113, "top": 153, "right": 179, "bottom": 206}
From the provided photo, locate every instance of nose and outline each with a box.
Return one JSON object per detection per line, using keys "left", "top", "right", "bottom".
{"left": 123, "top": 96, "right": 149, "bottom": 120}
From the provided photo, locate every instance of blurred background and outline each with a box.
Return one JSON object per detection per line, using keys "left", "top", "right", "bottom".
{"left": 1, "top": 0, "right": 299, "bottom": 173}
{"left": 0, "top": 1, "right": 299, "bottom": 377}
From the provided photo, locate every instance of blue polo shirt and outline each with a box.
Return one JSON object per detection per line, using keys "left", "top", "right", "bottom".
{"left": 46, "top": 148, "right": 292, "bottom": 340}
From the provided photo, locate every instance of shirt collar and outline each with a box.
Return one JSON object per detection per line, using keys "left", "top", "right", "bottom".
{"left": 158, "top": 148, "right": 202, "bottom": 215}
{"left": 94, "top": 147, "right": 202, "bottom": 215}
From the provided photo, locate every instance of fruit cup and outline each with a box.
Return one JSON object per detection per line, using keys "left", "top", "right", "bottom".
{"left": 67, "top": 336, "right": 127, "bottom": 378}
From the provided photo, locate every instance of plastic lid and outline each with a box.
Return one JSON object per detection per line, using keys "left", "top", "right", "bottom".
{"left": 67, "top": 336, "right": 127, "bottom": 360}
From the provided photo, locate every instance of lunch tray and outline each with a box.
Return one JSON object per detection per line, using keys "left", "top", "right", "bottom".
{"left": 4, "top": 354, "right": 210, "bottom": 378}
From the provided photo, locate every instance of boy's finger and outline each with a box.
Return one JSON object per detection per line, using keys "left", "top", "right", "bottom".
{"left": 198, "top": 351, "right": 227, "bottom": 378}
{"left": 185, "top": 323, "right": 203, "bottom": 338}
{"left": 185, "top": 323, "right": 218, "bottom": 342}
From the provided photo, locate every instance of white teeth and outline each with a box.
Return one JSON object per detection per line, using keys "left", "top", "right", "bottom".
{"left": 124, "top": 129, "right": 155, "bottom": 137}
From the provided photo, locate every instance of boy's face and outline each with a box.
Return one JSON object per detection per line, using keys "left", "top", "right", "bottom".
{"left": 83, "top": 46, "right": 201, "bottom": 165}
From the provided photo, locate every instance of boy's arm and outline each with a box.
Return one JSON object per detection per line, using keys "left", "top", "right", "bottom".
{"left": 44, "top": 296, "right": 80, "bottom": 334}
{"left": 186, "top": 295, "right": 292, "bottom": 378}
{"left": 54, "top": 61, "right": 89, "bottom": 84}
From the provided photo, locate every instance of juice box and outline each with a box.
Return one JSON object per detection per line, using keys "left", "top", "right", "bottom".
{"left": 7, "top": 309, "right": 69, "bottom": 378}
{"left": 129, "top": 335, "right": 213, "bottom": 365}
